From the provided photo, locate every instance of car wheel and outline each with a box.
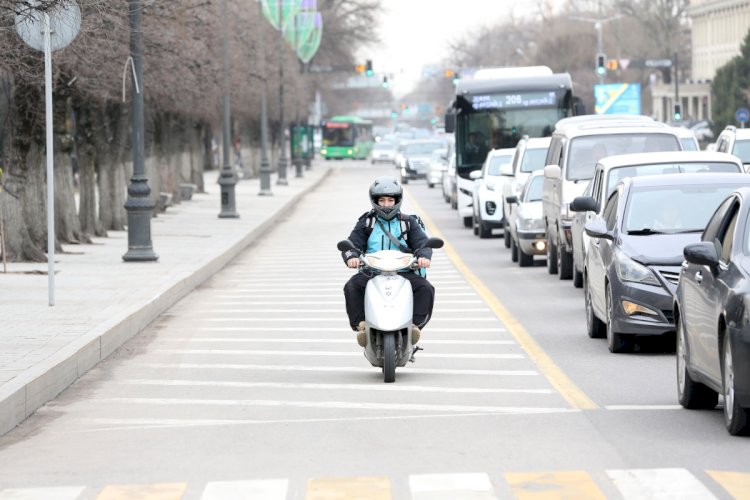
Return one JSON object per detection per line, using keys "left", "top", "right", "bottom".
{"left": 606, "top": 284, "right": 633, "bottom": 353}
{"left": 518, "top": 246, "right": 534, "bottom": 267}
{"left": 573, "top": 266, "right": 583, "bottom": 288}
{"left": 504, "top": 220, "right": 511, "bottom": 248}
{"left": 463, "top": 216, "right": 472, "bottom": 228}
{"left": 723, "top": 333, "right": 750, "bottom": 435}
{"left": 676, "top": 313, "right": 718, "bottom": 409}
{"left": 428, "top": 183, "right": 434, "bottom": 188}
{"left": 546, "top": 234, "right": 558, "bottom": 275}
{"left": 510, "top": 237, "right": 519, "bottom": 262}
{"left": 478, "top": 214, "right": 492, "bottom": 239}
{"left": 472, "top": 214, "right": 479, "bottom": 236}
{"left": 557, "top": 233, "right": 573, "bottom": 280}
{"left": 584, "top": 272, "right": 605, "bottom": 339}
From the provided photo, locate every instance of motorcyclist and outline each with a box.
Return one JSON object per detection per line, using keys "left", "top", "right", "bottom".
{"left": 341, "top": 176, "right": 435, "bottom": 347}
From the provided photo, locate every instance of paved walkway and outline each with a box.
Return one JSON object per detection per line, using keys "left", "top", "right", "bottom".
{"left": 0, "top": 164, "right": 331, "bottom": 435}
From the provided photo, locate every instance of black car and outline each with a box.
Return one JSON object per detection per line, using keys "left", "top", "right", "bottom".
{"left": 674, "top": 186, "right": 750, "bottom": 435}
{"left": 583, "top": 173, "right": 750, "bottom": 353}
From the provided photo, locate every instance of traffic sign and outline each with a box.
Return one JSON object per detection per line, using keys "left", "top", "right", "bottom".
{"left": 736, "top": 107, "right": 750, "bottom": 124}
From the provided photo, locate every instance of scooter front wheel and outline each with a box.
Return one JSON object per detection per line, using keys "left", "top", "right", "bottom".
{"left": 383, "top": 333, "right": 396, "bottom": 383}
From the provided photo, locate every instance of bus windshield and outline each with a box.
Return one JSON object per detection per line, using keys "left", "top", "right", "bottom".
{"left": 323, "top": 125, "right": 354, "bottom": 147}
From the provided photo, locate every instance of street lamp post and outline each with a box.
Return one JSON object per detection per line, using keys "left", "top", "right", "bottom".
{"left": 258, "top": 0, "right": 273, "bottom": 195}
{"left": 123, "top": 0, "right": 158, "bottom": 262}
{"left": 276, "top": 3, "right": 289, "bottom": 186}
{"left": 218, "top": 0, "right": 239, "bottom": 218}
{"left": 570, "top": 15, "right": 622, "bottom": 85}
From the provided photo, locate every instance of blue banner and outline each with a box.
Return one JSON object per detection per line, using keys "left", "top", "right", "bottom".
{"left": 594, "top": 84, "right": 641, "bottom": 115}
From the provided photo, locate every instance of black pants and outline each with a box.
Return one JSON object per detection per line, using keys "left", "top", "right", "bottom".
{"left": 344, "top": 272, "right": 435, "bottom": 330}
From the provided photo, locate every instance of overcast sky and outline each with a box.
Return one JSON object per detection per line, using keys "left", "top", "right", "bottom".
{"left": 364, "top": 0, "right": 546, "bottom": 97}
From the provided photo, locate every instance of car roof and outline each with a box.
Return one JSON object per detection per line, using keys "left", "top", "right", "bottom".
{"left": 625, "top": 172, "right": 750, "bottom": 189}
{"left": 487, "top": 147, "right": 516, "bottom": 157}
{"left": 554, "top": 114, "right": 654, "bottom": 130}
{"left": 597, "top": 151, "right": 743, "bottom": 171}
{"left": 528, "top": 169, "right": 546, "bottom": 179}
{"left": 722, "top": 127, "right": 750, "bottom": 139}
{"left": 525, "top": 136, "right": 551, "bottom": 148}
{"left": 672, "top": 127, "right": 698, "bottom": 138}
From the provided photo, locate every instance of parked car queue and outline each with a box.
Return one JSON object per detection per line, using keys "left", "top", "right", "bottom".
{"left": 431, "top": 114, "right": 750, "bottom": 436}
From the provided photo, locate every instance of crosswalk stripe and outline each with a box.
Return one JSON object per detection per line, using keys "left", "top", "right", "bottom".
{"left": 200, "top": 299, "right": 484, "bottom": 305}
{"left": 192, "top": 327, "right": 506, "bottom": 333}
{"left": 97, "top": 397, "right": 570, "bottom": 414}
{"left": 137, "top": 362, "right": 539, "bottom": 376}
{"left": 607, "top": 468, "right": 718, "bottom": 499}
{"left": 200, "top": 479, "right": 288, "bottom": 500}
{"left": 186, "top": 308, "right": 492, "bottom": 314}
{"left": 203, "top": 317, "right": 501, "bottom": 322}
{"left": 155, "top": 349, "right": 524, "bottom": 360}
{"left": 0, "top": 487, "right": 85, "bottom": 500}
{"left": 95, "top": 483, "right": 187, "bottom": 500}
{"left": 118, "top": 379, "right": 554, "bottom": 394}
{"left": 212, "top": 292, "right": 480, "bottom": 298}
{"left": 410, "top": 473, "right": 497, "bottom": 499}
{"left": 505, "top": 471, "right": 605, "bottom": 499}
{"left": 306, "top": 476, "right": 391, "bottom": 500}
{"left": 161, "top": 338, "right": 516, "bottom": 345}
{"left": 706, "top": 470, "right": 750, "bottom": 499}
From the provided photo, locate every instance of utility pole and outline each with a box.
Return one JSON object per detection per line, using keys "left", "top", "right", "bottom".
{"left": 258, "top": 0, "right": 272, "bottom": 196}
{"left": 218, "top": 0, "right": 239, "bottom": 217}
{"left": 276, "top": 3, "right": 289, "bottom": 186}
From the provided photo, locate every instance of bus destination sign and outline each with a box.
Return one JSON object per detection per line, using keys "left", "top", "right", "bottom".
{"left": 471, "top": 91, "right": 557, "bottom": 110}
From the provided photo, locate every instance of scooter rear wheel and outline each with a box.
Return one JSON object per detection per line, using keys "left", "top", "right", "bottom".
{"left": 383, "top": 333, "right": 396, "bottom": 383}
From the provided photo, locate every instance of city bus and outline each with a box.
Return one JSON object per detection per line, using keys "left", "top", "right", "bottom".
{"left": 320, "top": 116, "right": 374, "bottom": 160}
{"left": 445, "top": 66, "right": 584, "bottom": 227}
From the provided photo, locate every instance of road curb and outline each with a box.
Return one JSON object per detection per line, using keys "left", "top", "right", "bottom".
{"left": 0, "top": 168, "right": 332, "bottom": 437}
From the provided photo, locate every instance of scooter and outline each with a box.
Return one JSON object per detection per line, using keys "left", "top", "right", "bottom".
{"left": 338, "top": 237, "right": 444, "bottom": 383}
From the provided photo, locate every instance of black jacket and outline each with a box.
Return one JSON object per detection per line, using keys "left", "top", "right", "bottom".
{"left": 341, "top": 211, "right": 433, "bottom": 263}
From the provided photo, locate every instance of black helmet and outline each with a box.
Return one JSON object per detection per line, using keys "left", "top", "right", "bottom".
{"left": 369, "top": 176, "right": 403, "bottom": 220}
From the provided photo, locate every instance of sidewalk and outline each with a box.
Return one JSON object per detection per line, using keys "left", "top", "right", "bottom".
{"left": 0, "top": 164, "right": 331, "bottom": 436}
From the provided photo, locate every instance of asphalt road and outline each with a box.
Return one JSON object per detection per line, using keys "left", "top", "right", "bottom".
{"left": 0, "top": 161, "right": 747, "bottom": 500}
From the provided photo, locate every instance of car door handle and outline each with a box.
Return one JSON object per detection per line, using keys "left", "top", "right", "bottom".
{"left": 695, "top": 271, "right": 703, "bottom": 284}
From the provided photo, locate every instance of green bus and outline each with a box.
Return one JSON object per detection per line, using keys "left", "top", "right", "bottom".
{"left": 320, "top": 116, "right": 374, "bottom": 160}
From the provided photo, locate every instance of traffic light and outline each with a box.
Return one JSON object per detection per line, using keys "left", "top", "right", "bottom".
{"left": 452, "top": 72, "right": 460, "bottom": 85}
{"left": 606, "top": 59, "right": 618, "bottom": 71}
{"left": 365, "top": 59, "right": 373, "bottom": 77}
{"left": 596, "top": 53, "right": 606, "bottom": 75}
{"left": 381, "top": 76, "right": 388, "bottom": 89}
{"left": 444, "top": 69, "right": 455, "bottom": 78}
{"left": 673, "top": 103, "right": 682, "bottom": 121}
{"left": 354, "top": 63, "right": 365, "bottom": 73}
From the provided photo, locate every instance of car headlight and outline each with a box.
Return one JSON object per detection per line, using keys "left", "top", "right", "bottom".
{"left": 520, "top": 217, "right": 544, "bottom": 230}
{"left": 614, "top": 250, "right": 660, "bottom": 286}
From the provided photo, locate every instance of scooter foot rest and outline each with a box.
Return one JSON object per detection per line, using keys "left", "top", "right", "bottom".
{"left": 409, "top": 345, "right": 423, "bottom": 363}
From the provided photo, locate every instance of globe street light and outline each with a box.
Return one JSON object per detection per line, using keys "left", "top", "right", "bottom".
{"left": 218, "top": 0, "right": 239, "bottom": 217}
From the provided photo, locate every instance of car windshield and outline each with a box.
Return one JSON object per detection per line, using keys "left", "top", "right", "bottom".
{"left": 681, "top": 138, "right": 699, "bottom": 151}
{"left": 606, "top": 162, "right": 740, "bottom": 196}
{"left": 624, "top": 184, "right": 739, "bottom": 234}
{"left": 732, "top": 139, "right": 750, "bottom": 164}
{"left": 566, "top": 133, "right": 681, "bottom": 181}
{"left": 519, "top": 148, "right": 548, "bottom": 173}
{"left": 524, "top": 175, "right": 544, "bottom": 202}
{"left": 405, "top": 142, "right": 444, "bottom": 155}
{"left": 487, "top": 154, "right": 513, "bottom": 175}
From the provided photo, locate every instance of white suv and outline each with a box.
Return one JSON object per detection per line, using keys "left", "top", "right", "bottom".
{"left": 715, "top": 125, "right": 750, "bottom": 171}
{"left": 470, "top": 148, "right": 515, "bottom": 237}
{"left": 542, "top": 116, "right": 683, "bottom": 280}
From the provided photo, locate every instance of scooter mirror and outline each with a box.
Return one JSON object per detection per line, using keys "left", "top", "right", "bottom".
{"left": 425, "top": 237, "right": 444, "bottom": 249}
{"left": 337, "top": 239, "right": 356, "bottom": 252}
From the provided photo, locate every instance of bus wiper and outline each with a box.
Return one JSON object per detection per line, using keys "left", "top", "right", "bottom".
{"left": 627, "top": 228, "right": 665, "bottom": 235}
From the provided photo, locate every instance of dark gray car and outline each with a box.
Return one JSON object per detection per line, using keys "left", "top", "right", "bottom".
{"left": 583, "top": 173, "right": 750, "bottom": 353}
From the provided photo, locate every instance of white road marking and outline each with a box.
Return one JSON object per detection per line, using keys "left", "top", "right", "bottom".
{"left": 410, "top": 473, "right": 497, "bottom": 499}
{"left": 222, "top": 286, "right": 473, "bottom": 292}
{"left": 0, "top": 488, "right": 86, "bottom": 500}
{"left": 185, "top": 308, "right": 492, "bottom": 314}
{"left": 607, "top": 468, "right": 718, "bottom": 499}
{"left": 191, "top": 327, "right": 506, "bottom": 332}
{"left": 136, "top": 363, "right": 539, "bottom": 376}
{"left": 212, "top": 292, "right": 480, "bottom": 298}
{"left": 156, "top": 349, "right": 523, "bottom": 360}
{"left": 119, "top": 379, "right": 554, "bottom": 394}
{"left": 200, "top": 479, "right": 288, "bottom": 500}
{"left": 161, "top": 338, "right": 516, "bottom": 345}
{"left": 203, "top": 317, "right": 501, "bottom": 322}
{"left": 199, "top": 299, "right": 484, "bottom": 305}
{"left": 604, "top": 405, "right": 683, "bottom": 411}
{"left": 96, "top": 397, "right": 571, "bottom": 414}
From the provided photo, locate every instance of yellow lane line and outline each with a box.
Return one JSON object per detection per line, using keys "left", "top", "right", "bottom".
{"left": 406, "top": 189, "right": 599, "bottom": 410}
{"left": 306, "top": 476, "right": 391, "bottom": 500}
{"left": 706, "top": 470, "right": 750, "bottom": 499}
{"left": 96, "top": 483, "right": 187, "bottom": 500}
{"left": 505, "top": 471, "right": 606, "bottom": 499}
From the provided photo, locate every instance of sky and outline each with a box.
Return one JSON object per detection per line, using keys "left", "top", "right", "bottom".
{"left": 364, "top": 0, "right": 543, "bottom": 97}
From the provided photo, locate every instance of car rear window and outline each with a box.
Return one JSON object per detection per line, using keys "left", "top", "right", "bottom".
{"left": 606, "top": 162, "right": 741, "bottom": 195}
{"left": 519, "top": 148, "right": 548, "bottom": 173}
{"left": 487, "top": 155, "right": 513, "bottom": 175}
{"left": 566, "top": 133, "right": 681, "bottom": 181}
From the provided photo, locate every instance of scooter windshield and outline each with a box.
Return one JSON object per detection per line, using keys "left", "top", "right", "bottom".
{"left": 363, "top": 250, "right": 414, "bottom": 272}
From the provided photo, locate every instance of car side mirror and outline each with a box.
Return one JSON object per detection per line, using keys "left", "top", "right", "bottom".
{"left": 569, "top": 196, "right": 599, "bottom": 213}
{"left": 506, "top": 195, "right": 519, "bottom": 204}
{"left": 684, "top": 242, "right": 720, "bottom": 267}
{"left": 584, "top": 220, "right": 613, "bottom": 240}
{"left": 444, "top": 112, "right": 455, "bottom": 133}
{"left": 469, "top": 170, "right": 482, "bottom": 180}
{"left": 544, "top": 164, "right": 561, "bottom": 180}
{"left": 500, "top": 163, "right": 513, "bottom": 176}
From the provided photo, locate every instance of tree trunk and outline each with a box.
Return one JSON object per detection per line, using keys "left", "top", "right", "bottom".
{"left": 54, "top": 148, "right": 90, "bottom": 245}
{"left": 97, "top": 103, "right": 129, "bottom": 231}
{"left": 0, "top": 168, "right": 46, "bottom": 262}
